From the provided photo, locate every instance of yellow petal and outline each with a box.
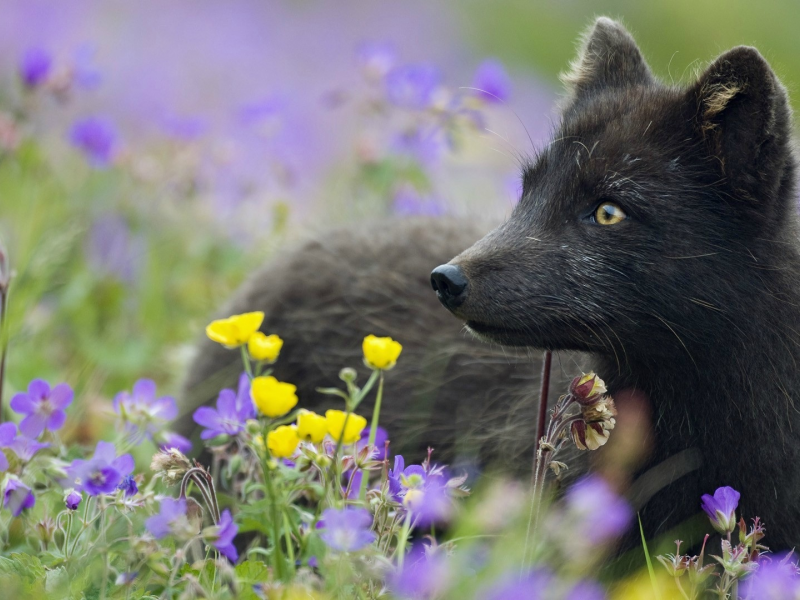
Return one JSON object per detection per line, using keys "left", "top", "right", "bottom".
{"left": 267, "top": 425, "right": 300, "bottom": 458}
{"left": 251, "top": 376, "right": 298, "bottom": 418}
{"left": 325, "top": 409, "right": 367, "bottom": 445}
{"left": 297, "top": 409, "right": 327, "bottom": 443}
{"left": 362, "top": 334, "right": 403, "bottom": 370}
{"left": 206, "top": 311, "right": 265, "bottom": 347}
{"left": 248, "top": 332, "right": 283, "bottom": 362}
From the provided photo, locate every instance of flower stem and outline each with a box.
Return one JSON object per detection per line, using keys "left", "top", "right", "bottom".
{"left": 260, "top": 431, "right": 286, "bottom": 581}
{"left": 0, "top": 282, "right": 9, "bottom": 422}
{"left": 395, "top": 511, "right": 414, "bottom": 569}
{"left": 240, "top": 345, "right": 254, "bottom": 380}
{"left": 358, "top": 373, "right": 384, "bottom": 502}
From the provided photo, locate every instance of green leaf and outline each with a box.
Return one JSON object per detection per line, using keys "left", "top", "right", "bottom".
{"left": 638, "top": 513, "right": 661, "bottom": 600}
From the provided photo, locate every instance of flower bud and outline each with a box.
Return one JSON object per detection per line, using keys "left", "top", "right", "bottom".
{"left": 570, "top": 373, "right": 607, "bottom": 405}
{"left": 36, "top": 517, "right": 56, "bottom": 545}
{"left": 245, "top": 419, "right": 262, "bottom": 435}
{"left": 150, "top": 448, "right": 192, "bottom": 486}
{"left": 570, "top": 420, "right": 611, "bottom": 451}
{"left": 700, "top": 486, "right": 740, "bottom": 535}
{"left": 65, "top": 489, "right": 82, "bottom": 510}
{"left": 339, "top": 367, "right": 358, "bottom": 383}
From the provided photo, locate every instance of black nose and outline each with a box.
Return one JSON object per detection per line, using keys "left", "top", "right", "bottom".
{"left": 430, "top": 264, "right": 468, "bottom": 309}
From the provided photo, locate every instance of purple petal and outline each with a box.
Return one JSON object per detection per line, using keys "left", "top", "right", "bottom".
{"left": 216, "top": 389, "right": 237, "bottom": 420}
{"left": 145, "top": 514, "right": 171, "bottom": 539}
{"left": 216, "top": 542, "right": 238, "bottom": 562}
{"left": 132, "top": 379, "right": 157, "bottom": 404}
{"left": 151, "top": 397, "right": 178, "bottom": 421}
{"left": 46, "top": 410, "right": 67, "bottom": 432}
{"left": 19, "top": 413, "right": 47, "bottom": 438}
{"left": 159, "top": 432, "right": 192, "bottom": 454}
{"left": 9, "top": 392, "right": 35, "bottom": 415}
{"left": 48, "top": 383, "right": 74, "bottom": 409}
{"left": 27, "top": 379, "right": 51, "bottom": 401}
{"left": 0, "top": 422, "right": 17, "bottom": 446}
{"left": 193, "top": 406, "right": 222, "bottom": 429}
{"left": 0, "top": 452, "right": 7, "bottom": 472}
{"left": 112, "top": 453, "right": 135, "bottom": 477}
{"left": 93, "top": 441, "right": 117, "bottom": 463}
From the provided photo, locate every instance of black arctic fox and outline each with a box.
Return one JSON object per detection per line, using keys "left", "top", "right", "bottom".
{"left": 182, "top": 19, "right": 800, "bottom": 547}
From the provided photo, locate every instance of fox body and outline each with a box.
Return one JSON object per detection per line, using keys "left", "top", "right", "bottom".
{"left": 182, "top": 19, "right": 800, "bottom": 547}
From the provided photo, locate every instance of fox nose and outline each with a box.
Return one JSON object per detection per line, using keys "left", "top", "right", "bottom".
{"left": 430, "top": 264, "right": 468, "bottom": 309}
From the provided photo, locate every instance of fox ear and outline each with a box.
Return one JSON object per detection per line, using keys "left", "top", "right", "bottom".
{"left": 561, "top": 17, "right": 653, "bottom": 98}
{"left": 687, "top": 46, "right": 793, "bottom": 203}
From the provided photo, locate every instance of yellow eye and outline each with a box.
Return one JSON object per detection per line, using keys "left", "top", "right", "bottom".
{"left": 594, "top": 201, "right": 627, "bottom": 225}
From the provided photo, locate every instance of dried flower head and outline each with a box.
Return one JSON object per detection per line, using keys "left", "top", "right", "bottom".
{"left": 150, "top": 448, "right": 192, "bottom": 486}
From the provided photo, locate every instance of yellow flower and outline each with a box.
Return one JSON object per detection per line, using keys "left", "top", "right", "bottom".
{"left": 267, "top": 425, "right": 300, "bottom": 458}
{"left": 362, "top": 334, "right": 403, "bottom": 370}
{"left": 325, "top": 410, "right": 367, "bottom": 445}
{"left": 251, "top": 376, "right": 298, "bottom": 418}
{"left": 248, "top": 332, "right": 283, "bottom": 362}
{"left": 206, "top": 312, "right": 265, "bottom": 348}
{"left": 297, "top": 409, "right": 327, "bottom": 443}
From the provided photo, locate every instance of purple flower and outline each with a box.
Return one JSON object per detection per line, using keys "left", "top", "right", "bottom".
{"left": 9, "top": 433, "right": 50, "bottom": 462}
{"left": 392, "top": 187, "right": 446, "bottom": 217}
{"left": 67, "top": 441, "right": 134, "bottom": 496}
{"left": 0, "top": 422, "right": 15, "bottom": 471}
{"left": 403, "top": 476, "right": 453, "bottom": 528}
{"left": 564, "top": 580, "right": 606, "bottom": 600}
{"left": 564, "top": 475, "right": 632, "bottom": 545}
{"left": 208, "top": 509, "right": 238, "bottom": 562}
{"left": 193, "top": 373, "right": 253, "bottom": 439}
{"left": 471, "top": 59, "right": 512, "bottom": 104}
{"left": 385, "top": 64, "right": 441, "bottom": 109}
{"left": 391, "top": 128, "right": 445, "bottom": 166}
{"left": 157, "top": 431, "right": 193, "bottom": 454}
{"left": 480, "top": 569, "right": 552, "bottom": 600}
{"left": 69, "top": 117, "right": 117, "bottom": 167}
{"left": 160, "top": 114, "right": 207, "bottom": 140}
{"left": 4, "top": 479, "right": 35, "bottom": 517}
{"left": 10, "top": 379, "right": 73, "bottom": 438}
{"left": 145, "top": 497, "right": 189, "bottom": 539}
{"left": 357, "top": 425, "right": 388, "bottom": 461}
{"left": 85, "top": 214, "right": 142, "bottom": 284}
{"left": 65, "top": 489, "right": 82, "bottom": 510}
{"left": 318, "top": 507, "right": 375, "bottom": 552}
{"left": 19, "top": 47, "right": 52, "bottom": 88}
{"left": 114, "top": 379, "right": 178, "bottom": 445}
{"left": 701, "top": 486, "right": 740, "bottom": 535}
{"left": 740, "top": 554, "right": 800, "bottom": 599}
{"left": 356, "top": 41, "right": 396, "bottom": 80}
{"left": 72, "top": 43, "right": 102, "bottom": 90}
{"left": 390, "top": 544, "right": 451, "bottom": 599}
{"left": 115, "top": 571, "right": 138, "bottom": 586}
{"left": 117, "top": 475, "right": 138, "bottom": 497}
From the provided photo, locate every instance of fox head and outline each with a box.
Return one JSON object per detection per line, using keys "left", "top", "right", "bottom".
{"left": 432, "top": 18, "right": 797, "bottom": 366}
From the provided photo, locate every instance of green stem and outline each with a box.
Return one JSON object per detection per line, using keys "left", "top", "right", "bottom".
{"left": 395, "top": 511, "right": 414, "bottom": 569}
{"left": 282, "top": 510, "right": 296, "bottom": 575}
{"left": 240, "top": 345, "right": 254, "bottom": 380}
{"left": 358, "top": 373, "right": 384, "bottom": 502}
{"left": 261, "top": 436, "right": 286, "bottom": 580}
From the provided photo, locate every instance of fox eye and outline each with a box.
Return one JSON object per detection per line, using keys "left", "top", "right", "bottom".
{"left": 593, "top": 201, "right": 627, "bottom": 225}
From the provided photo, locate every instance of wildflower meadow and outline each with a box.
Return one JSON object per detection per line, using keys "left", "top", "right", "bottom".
{"left": 2, "top": 1, "right": 800, "bottom": 599}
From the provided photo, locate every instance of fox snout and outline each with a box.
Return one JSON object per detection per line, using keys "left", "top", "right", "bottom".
{"left": 430, "top": 264, "right": 468, "bottom": 310}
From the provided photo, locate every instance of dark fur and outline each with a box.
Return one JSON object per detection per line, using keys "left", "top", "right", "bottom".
{"left": 182, "top": 18, "right": 800, "bottom": 548}
{"left": 447, "top": 18, "right": 800, "bottom": 548}
{"left": 178, "top": 218, "right": 572, "bottom": 473}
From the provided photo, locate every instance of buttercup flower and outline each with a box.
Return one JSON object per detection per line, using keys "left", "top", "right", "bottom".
{"left": 318, "top": 507, "right": 375, "bottom": 551}
{"left": 10, "top": 379, "right": 73, "bottom": 438}
{"left": 267, "top": 425, "right": 300, "bottom": 458}
{"left": 206, "top": 311, "right": 264, "bottom": 347}
{"left": 65, "top": 489, "right": 82, "bottom": 510}
{"left": 248, "top": 332, "right": 283, "bottom": 363}
{"left": 114, "top": 379, "right": 178, "bottom": 444}
{"left": 701, "top": 486, "right": 740, "bottom": 535}
{"left": 67, "top": 441, "right": 134, "bottom": 496}
{"left": 325, "top": 410, "right": 367, "bottom": 445}
{"left": 194, "top": 374, "right": 255, "bottom": 439}
{"left": 204, "top": 509, "right": 238, "bottom": 562}
{"left": 297, "top": 409, "right": 327, "bottom": 443}
{"left": 362, "top": 334, "right": 403, "bottom": 370}
{"left": 4, "top": 478, "right": 35, "bottom": 517}
{"left": 251, "top": 376, "right": 298, "bottom": 418}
